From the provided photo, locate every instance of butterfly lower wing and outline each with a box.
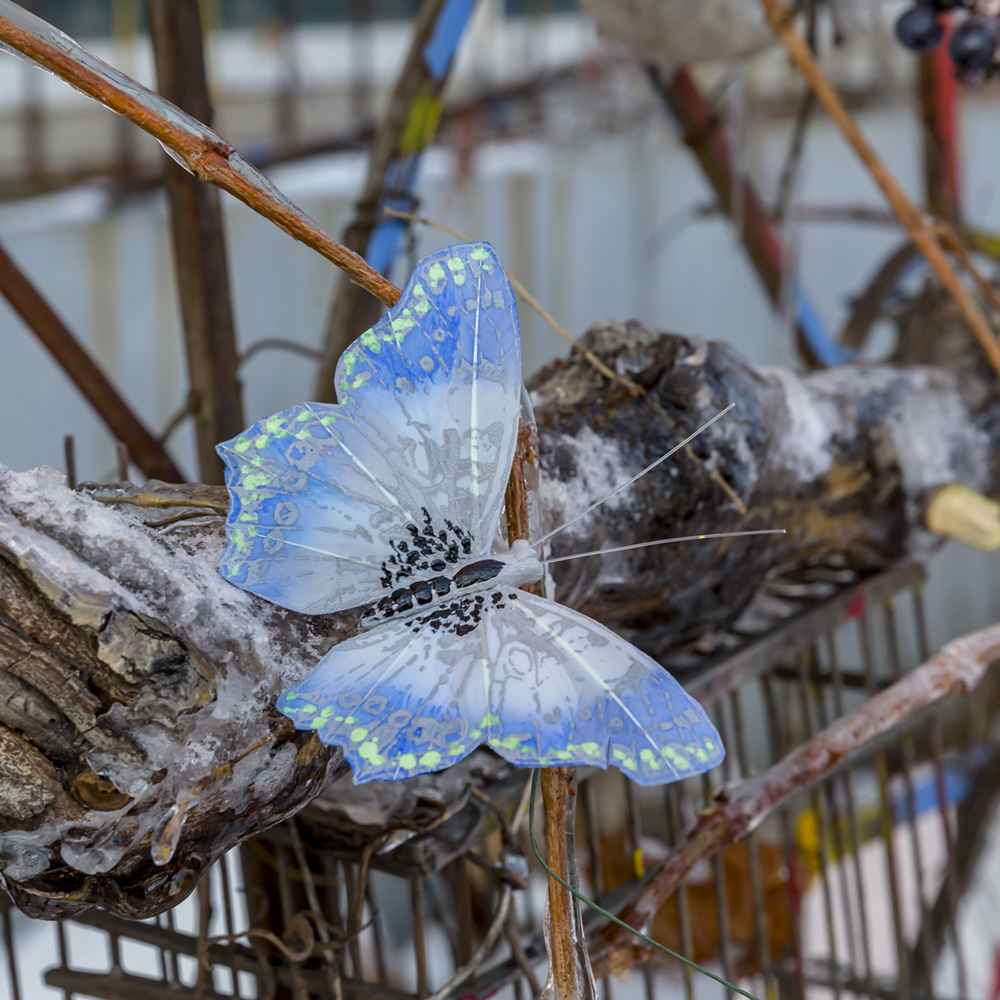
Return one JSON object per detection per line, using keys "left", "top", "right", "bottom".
{"left": 279, "top": 589, "right": 723, "bottom": 787}
{"left": 278, "top": 599, "right": 491, "bottom": 782}
{"left": 218, "top": 242, "right": 522, "bottom": 615}
{"left": 483, "top": 591, "right": 724, "bottom": 785}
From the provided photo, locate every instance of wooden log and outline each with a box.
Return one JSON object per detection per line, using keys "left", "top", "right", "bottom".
{"left": 0, "top": 315, "right": 993, "bottom": 918}
{"left": 531, "top": 318, "right": 994, "bottom": 659}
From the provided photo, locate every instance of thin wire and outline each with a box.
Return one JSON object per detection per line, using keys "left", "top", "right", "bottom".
{"left": 533, "top": 404, "right": 736, "bottom": 548}
{"left": 527, "top": 770, "right": 761, "bottom": 1000}
{"left": 544, "top": 529, "right": 785, "bottom": 565}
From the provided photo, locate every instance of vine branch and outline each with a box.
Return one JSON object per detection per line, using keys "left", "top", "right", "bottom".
{"left": 0, "top": 2, "right": 401, "bottom": 308}
{"left": 588, "top": 618, "right": 1000, "bottom": 980}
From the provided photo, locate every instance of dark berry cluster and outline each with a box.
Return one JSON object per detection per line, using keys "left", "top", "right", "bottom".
{"left": 895, "top": 1, "right": 1000, "bottom": 83}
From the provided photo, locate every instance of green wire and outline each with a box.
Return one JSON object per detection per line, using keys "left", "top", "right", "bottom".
{"left": 527, "top": 769, "right": 761, "bottom": 1000}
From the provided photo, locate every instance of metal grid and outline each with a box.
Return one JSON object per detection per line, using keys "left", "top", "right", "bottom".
{"left": 0, "top": 560, "right": 991, "bottom": 1000}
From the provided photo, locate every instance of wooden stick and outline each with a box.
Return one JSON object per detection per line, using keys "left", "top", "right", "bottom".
{"left": 503, "top": 425, "right": 592, "bottom": 998}
{"left": 589, "top": 618, "right": 1000, "bottom": 979}
{"left": 756, "top": 0, "right": 1000, "bottom": 380}
{"left": 0, "top": 4, "right": 400, "bottom": 309}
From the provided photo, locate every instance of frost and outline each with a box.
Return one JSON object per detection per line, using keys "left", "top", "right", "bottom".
{"left": 760, "top": 367, "right": 834, "bottom": 480}
{"left": 0, "top": 464, "right": 342, "bottom": 900}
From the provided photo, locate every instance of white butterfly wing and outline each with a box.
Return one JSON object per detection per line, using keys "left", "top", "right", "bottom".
{"left": 280, "top": 590, "right": 724, "bottom": 786}
{"left": 217, "top": 243, "right": 522, "bottom": 614}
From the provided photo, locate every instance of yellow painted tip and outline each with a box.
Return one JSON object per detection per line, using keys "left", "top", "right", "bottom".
{"left": 925, "top": 483, "right": 1000, "bottom": 551}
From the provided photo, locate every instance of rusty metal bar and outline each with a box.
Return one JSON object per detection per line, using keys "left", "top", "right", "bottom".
{"left": 703, "top": 757, "right": 736, "bottom": 998}
{"left": 815, "top": 632, "right": 862, "bottom": 980}
{"left": 730, "top": 689, "right": 773, "bottom": 995}
{"left": 883, "top": 597, "right": 936, "bottom": 999}
{"left": 797, "top": 649, "right": 842, "bottom": 1000}
{"left": 911, "top": 583, "right": 968, "bottom": 998}
{"left": 412, "top": 874, "right": 428, "bottom": 999}
{"left": 664, "top": 785, "right": 696, "bottom": 1000}
{"left": 761, "top": 673, "right": 806, "bottom": 999}
{"left": 580, "top": 779, "right": 614, "bottom": 1000}
{"left": 858, "top": 610, "right": 910, "bottom": 999}
{"left": 1, "top": 905, "right": 20, "bottom": 1000}
{"left": 827, "top": 629, "right": 875, "bottom": 995}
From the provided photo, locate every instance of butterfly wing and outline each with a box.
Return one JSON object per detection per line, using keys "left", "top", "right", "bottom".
{"left": 217, "top": 242, "right": 522, "bottom": 614}
{"left": 278, "top": 604, "right": 490, "bottom": 782}
{"left": 482, "top": 590, "right": 724, "bottom": 784}
{"left": 279, "top": 590, "right": 723, "bottom": 786}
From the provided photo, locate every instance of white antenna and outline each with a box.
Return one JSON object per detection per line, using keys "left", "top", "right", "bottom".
{"left": 533, "top": 403, "right": 737, "bottom": 549}
{"left": 543, "top": 529, "right": 785, "bottom": 565}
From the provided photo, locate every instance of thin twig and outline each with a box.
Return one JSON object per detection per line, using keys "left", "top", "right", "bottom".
{"left": 286, "top": 819, "right": 343, "bottom": 1000}
{"left": 756, "top": 0, "right": 1000, "bottom": 381}
{"left": 503, "top": 421, "right": 592, "bottom": 997}
{"left": 385, "top": 207, "right": 748, "bottom": 515}
{"left": 934, "top": 223, "right": 1000, "bottom": 320}
{"left": 588, "top": 617, "right": 1000, "bottom": 979}
{"left": 0, "top": 3, "right": 400, "bottom": 308}
{"left": 424, "top": 885, "right": 513, "bottom": 1000}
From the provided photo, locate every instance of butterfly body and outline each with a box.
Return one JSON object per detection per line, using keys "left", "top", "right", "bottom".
{"left": 361, "top": 538, "right": 543, "bottom": 628}
{"left": 218, "top": 241, "right": 725, "bottom": 786}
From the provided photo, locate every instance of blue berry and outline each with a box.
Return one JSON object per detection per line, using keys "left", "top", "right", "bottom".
{"left": 949, "top": 16, "right": 998, "bottom": 82}
{"left": 895, "top": 7, "right": 943, "bottom": 53}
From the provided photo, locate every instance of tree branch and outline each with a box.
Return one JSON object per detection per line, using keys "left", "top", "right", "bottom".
{"left": 0, "top": 1, "right": 400, "bottom": 308}
{"left": 589, "top": 618, "right": 1000, "bottom": 980}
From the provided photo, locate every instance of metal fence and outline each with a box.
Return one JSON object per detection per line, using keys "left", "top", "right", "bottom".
{"left": 1, "top": 555, "right": 991, "bottom": 1000}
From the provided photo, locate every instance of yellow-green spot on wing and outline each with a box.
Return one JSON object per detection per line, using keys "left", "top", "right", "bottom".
{"left": 447, "top": 256, "right": 466, "bottom": 285}
{"left": 359, "top": 741, "right": 385, "bottom": 765}
{"left": 419, "top": 751, "right": 441, "bottom": 768}
{"left": 360, "top": 329, "right": 380, "bottom": 352}
{"left": 398, "top": 753, "right": 417, "bottom": 770}
{"left": 426, "top": 261, "right": 447, "bottom": 291}
{"left": 349, "top": 727, "right": 368, "bottom": 742}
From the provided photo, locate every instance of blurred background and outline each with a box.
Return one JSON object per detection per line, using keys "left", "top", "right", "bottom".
{"left": 4, "top": 2, "right": 1000, "bottom": 999}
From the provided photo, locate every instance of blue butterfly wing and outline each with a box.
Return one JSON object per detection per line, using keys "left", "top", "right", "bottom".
{"left": 278, "top": 606, "right": 490, "bottom": 782}
{"left": 483, "top": 590, "right": 724, "bottom": 784}
{"left": 279, "top": 589, "right": 723, "bottom": 786}
{"left": 217, "top": 242, "right": 522, "bottom": 615}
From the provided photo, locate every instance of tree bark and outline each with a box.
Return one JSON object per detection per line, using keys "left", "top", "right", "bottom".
{"left": 0, "top": 313, "right": 993, "bottom": 919}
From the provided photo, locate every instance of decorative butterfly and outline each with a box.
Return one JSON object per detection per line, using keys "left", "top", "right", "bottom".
{"left": 217, "top": 242, "right": 724, "bottom": 786}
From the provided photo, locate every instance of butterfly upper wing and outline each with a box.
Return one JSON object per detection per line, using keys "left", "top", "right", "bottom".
{"left": 279, "top": 589, "right": 723, "bottom": 786}
{"left": 217, "top": 243, "right": 522, "bottom": 614}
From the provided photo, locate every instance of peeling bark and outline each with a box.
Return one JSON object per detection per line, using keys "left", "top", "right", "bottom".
{"left": 0, "top": 317, "right": 993, "bottom": 919}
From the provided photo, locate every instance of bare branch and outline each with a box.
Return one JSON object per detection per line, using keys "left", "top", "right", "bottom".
{"left": 0, "top": 1, "right": 400, "bottom": 308}
{"left": 756, "top": 0, "right": 1000, "bottom": 381}
{"left": 589, "top": 620, "right": 1000, "bottom": 979}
